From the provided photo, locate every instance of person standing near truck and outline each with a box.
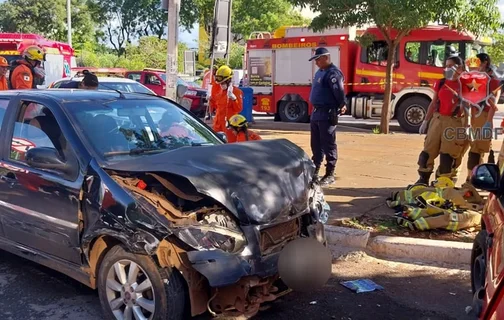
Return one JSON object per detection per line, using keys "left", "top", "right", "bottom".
{"left": 452, "top": 53, "right": 502, "bottom": 183}
{"left": 0, "top": 56, "right": 9, "bottom": 90}
{"left": 308, "top": 47, "right": 347, "bottom": 186}
{"left": 9, "top": 45, "right": 46, "bottom": 89}
{"left": 212, "top": 65, "right": 243, "bottom": 140}
{"left": 416, "top": 55, "right": 467, "bottom": 185}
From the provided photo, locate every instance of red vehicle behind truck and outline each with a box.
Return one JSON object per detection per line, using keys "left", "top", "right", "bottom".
{"left": 245, "top": 25, "right": 491, "bottom": 132}
{"left": 125, "top": 68, "right": 208, "bottom": 116}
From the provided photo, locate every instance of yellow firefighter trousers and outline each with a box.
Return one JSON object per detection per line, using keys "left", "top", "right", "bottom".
{"left": 418, "top": 112, "right": 466, "bottom": 176}
{"left": 452, "top": 109, "right": 492, "bottom": 180}
{"left": 401, "top": 207, "right": 481, "bottom": 231}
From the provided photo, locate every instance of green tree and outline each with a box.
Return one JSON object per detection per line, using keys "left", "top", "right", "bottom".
{"left": 228, "top": 43, "right": 245, "bottom": 69}
{"left": 180, "top": 0, "right": 310, "bottom": 42}
{"left": 0, "top": 0, "right": 98, "bottom": 45}
{"left": 288, "top": 0, "right": 502, "bottom": 134}
{"left": 488, "top": 33, "right": 504, "bottom": 65}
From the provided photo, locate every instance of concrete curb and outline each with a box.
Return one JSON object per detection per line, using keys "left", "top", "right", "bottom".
{"left": 324, "top": 225, "right": 473, "bottom": 265}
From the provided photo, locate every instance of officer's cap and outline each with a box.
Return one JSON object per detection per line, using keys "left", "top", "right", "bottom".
{"left": 309, "top": 47, "right": 330, "bottom": 61}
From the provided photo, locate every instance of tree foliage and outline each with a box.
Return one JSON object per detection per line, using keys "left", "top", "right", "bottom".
{"left": 0, "top": 0, "right": 97, "bottom": 45}
{"left": 289, "top": 0, "right": 502, "bottom": 133}
{"left": 181, "top": 0, "right": 310, "bottom": 41}
{"left": 77, "top": 36, "right": 190, "bottom": 73}
{"left": 87, "top": 0, "right": 167, "bottom": 56}
{"left": 488, "top": 33, "right": 504, "bottom": 65}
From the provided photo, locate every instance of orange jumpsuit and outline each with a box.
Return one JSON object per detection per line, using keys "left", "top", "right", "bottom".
{"left": 208, "top": 76, "right": 221, "bottom": 113}
{"left": 0, "top": 76, "right": 8, "bottom": 90}
{"left": 10, "top": 61, "right": 34, "bottom": 89}
{"left": 212, "top": 86, "right": 243, "bottom": 134}
{"left": 228, "top": 130, "right": 262, "bottom": 143}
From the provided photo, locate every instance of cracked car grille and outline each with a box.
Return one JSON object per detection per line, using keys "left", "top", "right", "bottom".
{"left": 259, "top": 218, "right": 300, "bottom": 255}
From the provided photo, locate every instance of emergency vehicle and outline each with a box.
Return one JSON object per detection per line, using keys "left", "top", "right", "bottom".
{"left": 0, "top": 33, "right": 76, "bottom": 86}
{"left": 245, "top": 25, "right": 491, "bottom": 132}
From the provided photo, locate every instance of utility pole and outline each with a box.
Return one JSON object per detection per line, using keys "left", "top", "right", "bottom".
{"left": 165, "top": 0, "right": 180, "bottom": 100}
{"left": 67, "top": 0, "right": 72, "bottom": 47}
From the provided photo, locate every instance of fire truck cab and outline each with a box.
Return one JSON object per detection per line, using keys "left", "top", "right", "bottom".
{"left": 245, "top": 25, "right": 490, "bottom": 133}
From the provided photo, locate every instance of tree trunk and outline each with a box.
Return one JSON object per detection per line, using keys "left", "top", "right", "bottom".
{"left": 380, "top": 39, "right": 396, "bottom": 134}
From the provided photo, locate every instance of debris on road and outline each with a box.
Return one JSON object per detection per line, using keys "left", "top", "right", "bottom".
{"left": 340, "top": 279, "right": 384, "bottom": 293}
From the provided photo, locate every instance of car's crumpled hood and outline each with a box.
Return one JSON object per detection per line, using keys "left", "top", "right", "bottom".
{"left": 102, "top": 139, "right": 314, "bottom": 225}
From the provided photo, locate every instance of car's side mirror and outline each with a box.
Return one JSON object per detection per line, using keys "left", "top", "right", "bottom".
{"left": 216, "top": 132, "right": 227, "bottom": 143}
{"left": 177, "top": 84, "right": 188, "bottom": 99}
{"left": 25, "top": 147, "right": 73, "bottom": 176}
{"left": 470, "top": 164, "right": 501, "bottom": 193}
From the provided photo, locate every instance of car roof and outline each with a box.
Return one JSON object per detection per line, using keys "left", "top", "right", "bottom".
{"left": 0, "top": 89, "right": 164, "bottom": 102}
{"left": 55, "top": 77, "right": 140, "bottom": 83}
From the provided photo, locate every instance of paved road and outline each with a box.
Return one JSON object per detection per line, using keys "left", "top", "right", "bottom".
{"left": 0, "top": 248, "right": 474, "bottom": 320}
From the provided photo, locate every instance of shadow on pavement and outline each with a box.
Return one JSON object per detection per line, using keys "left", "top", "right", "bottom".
{"left": 322, "top": 187, "right": 404, "bottom": 222}
{"left": 250, "top": 121, "right": 379, "bottom": 134}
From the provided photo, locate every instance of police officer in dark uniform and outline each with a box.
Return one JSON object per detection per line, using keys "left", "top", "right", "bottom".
{"left": 308, "top": 47, "right": 347, "bottom": 186}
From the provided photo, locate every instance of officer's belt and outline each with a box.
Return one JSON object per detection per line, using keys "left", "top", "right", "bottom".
{"left": 313, "top": 105, "right": 335, "bottom": 110}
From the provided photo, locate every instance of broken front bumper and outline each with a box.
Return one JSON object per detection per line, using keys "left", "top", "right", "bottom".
{"left": 186, "top": 218, "right": 326, "bottom": 287}
{"left": 186, "top": 218, "right": 326, "bottom": 315}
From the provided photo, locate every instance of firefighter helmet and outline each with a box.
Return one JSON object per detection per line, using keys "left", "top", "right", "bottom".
{"left": 0, "top": 56, "right": 8, "bottom": 67}
{"left": 23, "top": 45, "right": 45, "bottom": 62}
{"left": 432, "top": 177, "right": 455, "bottom": 189}
{"left": 215, "top": 65, "right": 233, "bottom": 83}
{"left": 227, "top": 114, "right": 248, "bottom": 129}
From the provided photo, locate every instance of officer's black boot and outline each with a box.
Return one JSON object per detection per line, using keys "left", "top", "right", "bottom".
{"left": 320, "top": 167, "right": 336, "bottom": 186}
{"left": 415, "top": 171, "right": 431, "bottom": 185}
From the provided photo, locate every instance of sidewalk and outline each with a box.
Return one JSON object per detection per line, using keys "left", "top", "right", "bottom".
{"left": 253, "top": 121, "right": 501, "bottom": 236}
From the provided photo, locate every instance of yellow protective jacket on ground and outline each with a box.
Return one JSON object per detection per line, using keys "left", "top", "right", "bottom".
{"left": 386, "top": 182, "right": 484, "bottom": 211}
{"left": 388, "top": 179, "right": 484, "bottom": 232}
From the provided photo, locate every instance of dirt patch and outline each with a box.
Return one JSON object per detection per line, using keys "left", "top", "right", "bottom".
{"left": 331, "top": 214, "right": 479, "bottom": 243}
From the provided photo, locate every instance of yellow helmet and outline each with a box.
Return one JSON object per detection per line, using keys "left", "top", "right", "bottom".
{"left": 23, "top": 45, "right": 45, "bottom": 62}
{"left": 432, "top": 177, "right": 455, "bottom": 188}
{"left": 227, "top": 114, "right": 248, "bottom": 129}
{"left": 215, "top": 65, "right": 233, "bottom": 83}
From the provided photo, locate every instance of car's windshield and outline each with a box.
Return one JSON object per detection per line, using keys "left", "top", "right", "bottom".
{"left": 64, "top": 98, "right": 222, "bottom": 161}
{"left": 99, "top": 82, "right": 154, "bottom": 95}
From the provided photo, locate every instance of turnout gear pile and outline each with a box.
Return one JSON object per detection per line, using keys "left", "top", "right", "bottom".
{"left": 387, "top": 177, "right": 484, "bottom": 232}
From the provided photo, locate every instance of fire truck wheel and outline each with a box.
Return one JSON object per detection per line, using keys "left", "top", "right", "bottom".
{"left": 278, "top": 101, "right": 309, "bottom": 123}
{"left": 396, "top": 96, "right": 430, "bottom": 133}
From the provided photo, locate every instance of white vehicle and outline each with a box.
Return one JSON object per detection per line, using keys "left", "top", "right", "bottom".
{"left": 48, "top": 76, "right": 156, "bottom": 95}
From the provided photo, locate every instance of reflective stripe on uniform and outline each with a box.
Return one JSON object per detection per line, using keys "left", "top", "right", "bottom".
{"left": 404, "top": 190, "right": 413, "bottom": 203}
{"left": 407, "top": 207, "right": 422, "bottom": 220}
{"left": 414, "top": 217, "right": 429, "bottom": 230}
{"left": 446, "top": 211, "right": 459, "bottom": 231}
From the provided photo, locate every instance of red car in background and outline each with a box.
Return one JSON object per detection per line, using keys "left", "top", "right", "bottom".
{"left": 469, "top": 162, "right": 504, "bottom": 319}
{"left": 125, "top": 69, "right": 208, "bottom": 117}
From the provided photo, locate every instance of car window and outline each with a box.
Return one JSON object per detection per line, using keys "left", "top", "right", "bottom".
{"left": 99, "top": 82, "right": 154, "bottom": 94}
{"left": 9, "top": 103, "right": 71, "bottom": 169}
{"left": 0, "top": 99, "right": 11, "bottom": 129}
{"left": 127, "top": 73, "right": 141, "bottom": 82}
{"left": 65, "top": 98, "right": 222, "bottom": 161}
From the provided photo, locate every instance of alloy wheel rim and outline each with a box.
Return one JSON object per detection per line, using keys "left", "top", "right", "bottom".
{"left": 106, "top": 259, "right": 156, "bottom": 320}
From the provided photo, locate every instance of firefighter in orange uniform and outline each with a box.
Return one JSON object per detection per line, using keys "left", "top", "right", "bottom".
{"left": 10, "top": 45, "right": 46, "bottom": 89}
{"left": 212, "top": 65, "right": 243, "bottom": 138}
{"left": 226, "top": 114, "right": 262, "bottom": 143}
{"left": 0, "top": 56, "right": 9, "bottom": 90}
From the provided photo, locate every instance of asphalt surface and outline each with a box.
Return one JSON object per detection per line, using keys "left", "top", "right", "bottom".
{"left": 0, "top": 248, "right": 475, "bottom": 320}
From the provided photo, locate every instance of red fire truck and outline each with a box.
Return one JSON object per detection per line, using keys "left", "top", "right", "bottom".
{"left": 0, "top": 33, "right": 76, "bottom": 87}
{"left": 245, "top": 25, "right": 491, "bottom": 132}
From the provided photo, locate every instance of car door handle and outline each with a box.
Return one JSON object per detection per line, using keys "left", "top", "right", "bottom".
{"left": 0, "top": 173, "right": 17, "bottom": 184}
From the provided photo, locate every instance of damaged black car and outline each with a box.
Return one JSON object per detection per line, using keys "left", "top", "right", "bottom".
{"left": 0, "top": 89, "right": 331, "bottom": 319}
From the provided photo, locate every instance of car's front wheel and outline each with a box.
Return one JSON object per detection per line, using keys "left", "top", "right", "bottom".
{"left": 97, "top": 245, "right": 189, "bottom": 320}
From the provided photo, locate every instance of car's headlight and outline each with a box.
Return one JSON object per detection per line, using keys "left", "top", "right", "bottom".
{"left": 173, "top": 225, "right": 247, "bottom": 253}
